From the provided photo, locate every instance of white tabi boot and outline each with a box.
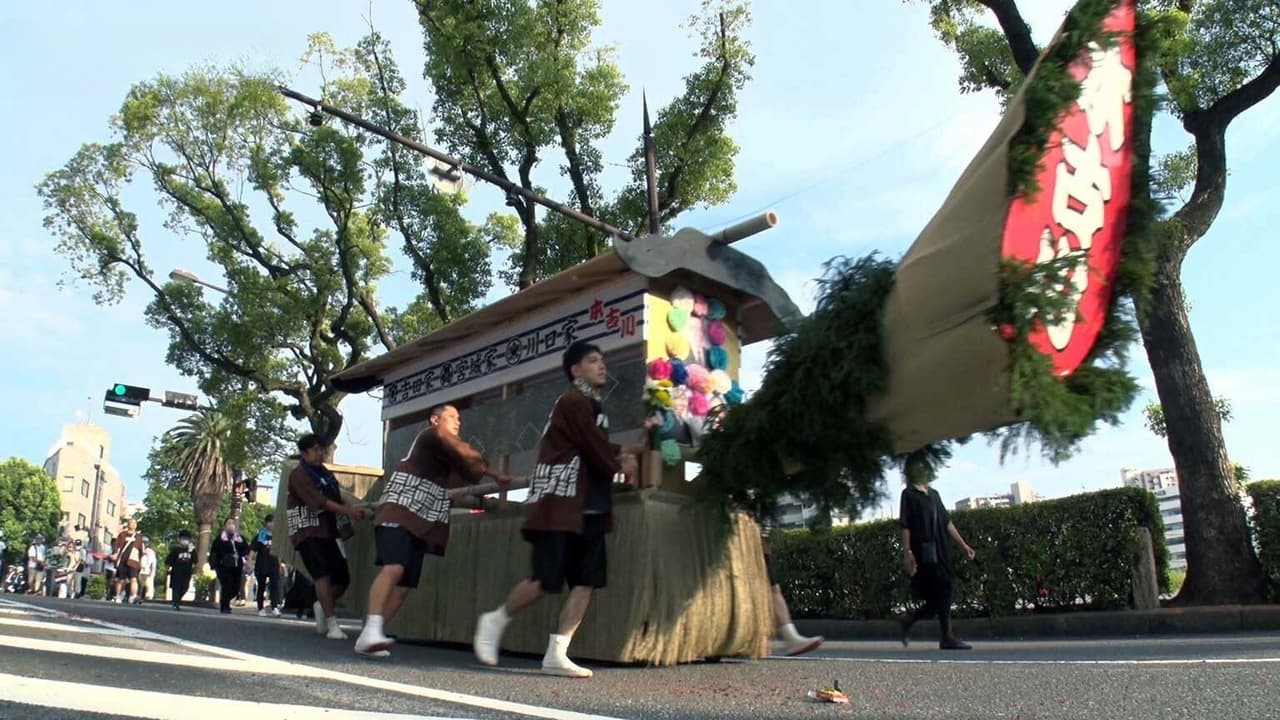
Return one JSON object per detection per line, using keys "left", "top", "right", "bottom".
{"left": 355, "top": 615, "right": 394, "bottom": 656}
{"left": 474, "top": 607, "right": 510, "bottom": 666}
{"left": 541, "top": 633, "right": 592, "bottom": 678}
{"left": 779, "top": 623, "right": 824, "bottom": 656}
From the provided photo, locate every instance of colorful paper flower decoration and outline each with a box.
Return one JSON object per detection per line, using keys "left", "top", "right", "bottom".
{"left": 707, "top": 321, "right": 728, "bottom": 346}
{"left": 665, "top": 334, "right": 690, "bottom": 359}
{"left": 669, "top": 359, "right": 689, "bottom": 386}
{"left": 667, "top": 307, "right": 690, "bottom": 332}
{"left": 689, "top": 392, "right": 711, "bottom": 416}
{"left": 671, "top": 286, "right": 695, "bottom": 312}
{"left": 710, "top": 369, "right": 733, "bottom": 395}
{"left": 647, "top": 358, "right": 672, "bottom": 380}
{"left": 707, "top": 346, "right": 729, "bottom": 371}
{"left": 693, "top": 294, "right": 709, "bottom": 318}
{"left": 706, "top": 297, "right": 727, "bottom": 320}
{"left": 686, "top": 364, "right": 711, "bottom": 394}
{"left": 726, "top": 381, "right": 745, "bottom": 405}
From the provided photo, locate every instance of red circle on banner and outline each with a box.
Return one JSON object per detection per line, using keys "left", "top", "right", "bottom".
{"left": 1001, "top": 1, "right": 1137, "bottom": 376}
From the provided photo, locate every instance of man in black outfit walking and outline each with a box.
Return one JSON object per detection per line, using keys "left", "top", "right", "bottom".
{"left": 897, "top": 451, "right": 976, "bottom": 650}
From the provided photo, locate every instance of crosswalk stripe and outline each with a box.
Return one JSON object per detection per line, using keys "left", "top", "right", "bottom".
{"left": 0, "top": 672, "right": 469, "bottom": 720}
{"left": 0, "top": 634, "right": 308, "bottom": 675}
{"left": 1, "top": 599, "right": 624, "bottom": 720}
{"left": 0, "top": 616, "right": 130, "bottom": 637}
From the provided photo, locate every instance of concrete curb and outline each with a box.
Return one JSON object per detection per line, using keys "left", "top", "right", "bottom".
{"left": 796, "top": 605, "right": 1280, "bottom": 640}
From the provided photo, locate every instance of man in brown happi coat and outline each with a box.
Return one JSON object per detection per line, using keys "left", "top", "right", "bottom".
{"left": 473, "top": 340, "right": 650, "bottom": 678}
{"left": 286, "top": 433, "right": 366, "bottom": 640}
{"left": 354, "top": 404, "right": 511, "bottom": 657}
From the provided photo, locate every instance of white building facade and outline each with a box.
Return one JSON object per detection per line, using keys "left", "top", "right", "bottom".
{"left": 954, "top": 481, "right": 1045, "bottom": 511}
{"left": 1122, "top": 467, "right": 1186, "bottom": 570}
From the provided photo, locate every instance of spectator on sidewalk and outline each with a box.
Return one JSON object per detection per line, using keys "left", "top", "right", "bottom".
{"left": 55, "top": 538, "right": 80, "bottom": 599}
{"left": 112, "top": 519, "right": 143, "bottom": 604}
{"left": 72, "top": 540, "right": 89, "bottom": 598}
{"left": 138, "top": 537, "right": 157, "bottom": 602}
{"left": 897, "top": 452, "right": 977, "bottom": 650}
{"left": 103, "top": 556, "right": 117, "bottom": 602}
{"left": 26, "top": 535, "right": 46, "bottom": 595}
{"left": 250, "top": 515, "right": 282, "bottom": 617}
{"left": 166, "top": 530, "right": 196, "bottom": 610}
{"left": 210, "top": 518, "right": 250, "bottom": 615}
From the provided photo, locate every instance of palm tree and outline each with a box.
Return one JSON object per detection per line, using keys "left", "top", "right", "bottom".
{"left": 166, "top": 409, "right": 234, "bottom": 569}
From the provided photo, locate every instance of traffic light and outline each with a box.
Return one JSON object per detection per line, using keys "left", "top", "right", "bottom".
{"left": 162, "top": 391, "right": 199, "bottom": 411}
{"left": 106, "top": 383, "right": 150, "bottom": 406}
{"left": 244, "top": 477, "right": 257, "bottom": 503}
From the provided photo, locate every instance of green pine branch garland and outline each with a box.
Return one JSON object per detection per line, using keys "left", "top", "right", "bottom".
{"left": 694, "top": 0, "right": 1156, "bottom": 526}
{"left": 695, "top": 254, "right": 898, "bottom": 523}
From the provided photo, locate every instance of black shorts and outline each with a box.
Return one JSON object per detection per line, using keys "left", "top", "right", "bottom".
{"left": 374, "top": 525, "right": 428, "bottom": 588}
{"left": 296, "top": 538, "right": 350, "bottom": 587}
{"left": 529, "top": 515, "right": 608, "bottom": 594}
{"left": 116, "top": 565, "right": 135, "bottom": 581}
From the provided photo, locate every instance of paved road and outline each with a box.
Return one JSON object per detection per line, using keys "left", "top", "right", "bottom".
{"left": 2, "top": 595, "right": 1277, "bottom": 719}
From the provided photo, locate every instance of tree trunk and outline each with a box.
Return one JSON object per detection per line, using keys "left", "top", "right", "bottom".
{"left": 195, "top": 522, "right": 213, "bottom": 572}
{"left": 193, "top": 491, "right": 222, "bottom": 572}
{"left": 310, "top": 403, "right": 344, "bottom": 463}
{"left": 1136, "top": 252, "right": 1265, "bottom": 605}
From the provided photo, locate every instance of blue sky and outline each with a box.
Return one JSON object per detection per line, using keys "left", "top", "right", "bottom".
{"left": 1, "top": 1, "right": 1276, "bottom": 518}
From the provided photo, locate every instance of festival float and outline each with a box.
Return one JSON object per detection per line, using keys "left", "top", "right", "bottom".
{"left": 320, "top": 214, "right": 799, "bottom": 666}
{"left": 274, "top": 0, "right": 1152, "bottom": 666}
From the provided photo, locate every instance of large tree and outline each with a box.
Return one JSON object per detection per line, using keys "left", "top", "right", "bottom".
{"left": 414, "top": 0, "right": 756, "bottom": 288}
{"left": 912, "top": 0, "right": 1279, "bottom": 603}
{"left": 0, "top": 458, "right": 62, "bottom": 563}
{"left": 37, "top": 33, "right": 495, "bottom": 457}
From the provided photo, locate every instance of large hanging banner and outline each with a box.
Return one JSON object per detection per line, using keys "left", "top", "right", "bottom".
{"left": 869, "top": 0, "right": 1139, "bottom": 453}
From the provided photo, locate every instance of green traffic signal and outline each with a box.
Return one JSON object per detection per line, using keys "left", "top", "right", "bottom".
{"left": 112, "top": 384, "right": 126, "bottom": 396}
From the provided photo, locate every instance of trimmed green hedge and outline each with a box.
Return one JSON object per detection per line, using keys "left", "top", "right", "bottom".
{"left": 194, "top": 574, "right": 218, "bottom": 603}
{"left": 771, "top": 487, "right": 1169, "bottom": 619}
{"left": 1247, "top": 480, "right": 1280, "bottom": 602}
{"left": 85, "top": 574, "right": 107, "bottom": 600}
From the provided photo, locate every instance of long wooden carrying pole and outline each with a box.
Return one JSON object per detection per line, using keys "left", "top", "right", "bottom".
{"left": 278, "top": 86, "right": 635, "bottom": 243}
{"left": 350, "top": 476, "right": 531, "bottom": 511}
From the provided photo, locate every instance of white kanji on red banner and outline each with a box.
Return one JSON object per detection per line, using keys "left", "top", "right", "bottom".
{"left": 1077, "top": 42, "right": 1133, "bottom": 152}
{"left": 1033, "top": 37, "right": 1134, "bottom": 352}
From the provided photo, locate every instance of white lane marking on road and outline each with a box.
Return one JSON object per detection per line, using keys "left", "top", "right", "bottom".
{"left": 0, "top": 634, "right": 305, "bottom": 675}
{"left": 0, "top": 672, "right": 472, "bottom": 720}
{"left": 770, "top": 654, "right": 1280, "bottom": 666}
{"left": 0, "top": 616, "right": 131, "bottom": 637}
{"left": 1, "top": 599, "right": 624, "bottom": 720}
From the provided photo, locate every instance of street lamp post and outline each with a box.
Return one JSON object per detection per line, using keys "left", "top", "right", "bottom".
{"left": 169, "top": 268, "right": 229, "bottom": 295}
